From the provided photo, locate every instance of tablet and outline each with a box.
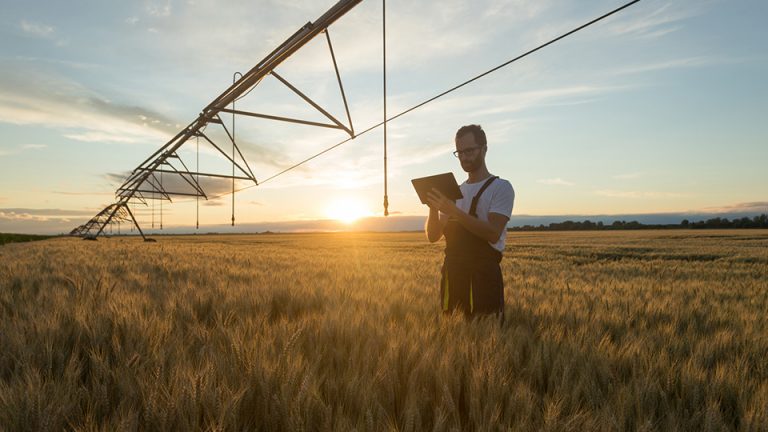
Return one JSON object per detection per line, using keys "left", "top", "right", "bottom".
{"left": 411, "top": 172, "right": 463, "bottom": 204}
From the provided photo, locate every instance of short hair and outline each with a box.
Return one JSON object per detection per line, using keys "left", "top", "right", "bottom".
{"left": 455, "top": 124, "right": 487, "bottom": 147}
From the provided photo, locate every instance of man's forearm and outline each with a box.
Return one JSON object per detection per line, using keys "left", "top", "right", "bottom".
{"left": 425, "top": 208, "right": 443, "bottom": 242}
{"left": 451, "top": 209, "right": 502, "bottom": 243}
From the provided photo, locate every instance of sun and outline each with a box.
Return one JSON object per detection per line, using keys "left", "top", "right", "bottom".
{"left": 325, "top": 197, "right": 371, "bottom": 224}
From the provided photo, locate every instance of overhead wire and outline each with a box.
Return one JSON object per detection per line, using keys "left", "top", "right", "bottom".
{"left": 160, "top": 0, "right": 641, "bottom": 205}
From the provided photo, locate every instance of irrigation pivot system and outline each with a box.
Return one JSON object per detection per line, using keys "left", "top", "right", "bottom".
{"left": 71, "top": 0, "right": 641, "bottom": 241}
{"left": 72, "top": 0, "right": 362, "bottom": 240}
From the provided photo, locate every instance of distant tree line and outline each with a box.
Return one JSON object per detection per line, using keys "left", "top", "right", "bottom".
{"left": 0, "top": 233, "right": 55, "bottom": 245}
{"left": 509, "top": 214, "right": 768, "bottom": 231}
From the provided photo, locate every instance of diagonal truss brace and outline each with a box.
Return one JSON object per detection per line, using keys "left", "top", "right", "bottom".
{"left": 70, "top": 202, "right": 147, "bottom": 241}
{"left": 73, "top": 0, "right": 364, "bottom": 240}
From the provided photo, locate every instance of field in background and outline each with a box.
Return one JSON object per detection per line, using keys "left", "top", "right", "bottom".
{"left": 1, "top": 230, "right": 767, "bottom": 431}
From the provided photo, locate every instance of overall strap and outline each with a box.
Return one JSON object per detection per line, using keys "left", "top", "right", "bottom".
{"left": 469, "top": 176, "right": 498, "bottom": 217}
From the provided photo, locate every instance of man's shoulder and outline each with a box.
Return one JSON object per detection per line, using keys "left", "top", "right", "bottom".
{"left": 491, "top": 177, "right": 514, "bottom": 194}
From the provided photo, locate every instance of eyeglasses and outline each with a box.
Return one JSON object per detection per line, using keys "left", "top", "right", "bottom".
{"left": 453, "top": 146, "right": 484, "bottom": 158}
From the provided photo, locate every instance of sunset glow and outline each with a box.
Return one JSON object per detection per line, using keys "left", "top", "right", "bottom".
{"left": 0, "top": 1, "right": 766, "bottom": 235}
{"left": 325, "top": 198, "right": 371, "bottom": 224}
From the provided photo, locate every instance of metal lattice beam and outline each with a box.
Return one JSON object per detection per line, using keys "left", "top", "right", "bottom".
{"left": 74, "top": 0, "right": 362, "bottom": 240}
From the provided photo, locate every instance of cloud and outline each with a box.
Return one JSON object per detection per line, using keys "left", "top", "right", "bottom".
{"left": 146, "top": 1, "right": 172, "bottom": 17}
{"left": 124, "top": 0, "right": 555, "bottom": 80}
{"left": 1, "top": 55, "right": 102, "bottom": 70}
{"left": 538, "top": 178, "right": 574, "bottom": 186}
{"left": 700, "top": 202, "right": 768, "bottom": 214}
{"left": 202, "top": 199, "right": 225, "bottom": 207}
{"left": 0, "top": 143, "right": 49, "bottom": 157}
{"left": 612, "top": 57, "right": 717, "bottom": 76}
{"left": 18, "top": 20, "right": 69, "bottom": 46}
{"left": 20, "top": 20, "right": 54, "bottom": 38}
{"left": 612, "top": 172, "right": 642, "bottom": 180}
{"left": 104, "top": 170, "right": 248, "bottom": 200}
{"left": 21, "top": 143, "right": 47, "bottom": 150}
{"left": 0, "top": 66, "right": 288, "bottom": 170}
{"left": 53, "top": 190, "right": 114, "bottom": 197}
{"left": 0, "top": 209, "right": 98, "bottom": 234}
{"left": 413, "top": 84, "right": 627, "bottom": 120}
{"left": 0, "top": 69, "right": 179, "bottom": 144}
{"left": 221, "top": 85, "right": 616, "bottom": 191}
{"left": 594, "top": 189, "right": 688, "bottom": 199}
{"left": 607, "top": 1, "right": 706, "bottom": 39}
{"left": 0, "top": 208, "right": 98, "bottom": 218}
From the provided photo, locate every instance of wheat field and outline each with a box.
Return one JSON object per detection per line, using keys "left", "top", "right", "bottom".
{"left": 1, "top": 230, "right": 767, "bottom": 431}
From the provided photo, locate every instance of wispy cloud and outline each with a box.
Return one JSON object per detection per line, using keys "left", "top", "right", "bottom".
{"left": 612, "top": 172, "right": 643, "bottom": 180}
{"left": 700, "top": 202, "right": 768, "bottom": 214}
{"left": 0, "top": 143, "right": 49, "bottom": 157}
{"left": 2, "top": 55, "right": 102, "bottom": 70}
{"left": 20, "top": 20, "right": 54, "bottom": 38}
{"left": 145, "top": 0, "right": 553, "bottom": 78}
{"left": 104, "top": 171, "right": 245, "bottom": 198}
{"left": 146, "top": 1, "right": 172, "bottom": 18}
{"left": 202, "top": 199, "right": 225, "bottom": 207}
{"left": 0, "top": 208, "right": 97, "bottom": 218}
{"left": 608, "top": 1, "right": 707, "bottom": 40}
{"left": 22, "top": 143, "right": 47, "bottom": 150}
{"left": 594, "top": 189, "right": 688, "bottom": 199}
{"left": 407, "top": 84, "right": 627, "bottom": 120}
{"left": 0, "top": 209, "right": 96, "bottom": 234}
{"left": 613, "top": 57, "right": 717, "bottom": 76}
{"left": 0, "top": 67, "right": 288, "bottom": 169}
{"left": 0, "top": 69, "right": 178, "bottom": 144}
{"left": 19, "top": 20, "right": 68, "bottom": 46}
{"left": 53, "top": 190, "right": 114, "bottom": 197}
{"left": 538, "top": 178, "right": 574, "bottom": 186}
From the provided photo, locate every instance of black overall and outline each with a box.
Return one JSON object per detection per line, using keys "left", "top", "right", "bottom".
{"left": 440, "top": 176, "right": 504, "bottom": 318}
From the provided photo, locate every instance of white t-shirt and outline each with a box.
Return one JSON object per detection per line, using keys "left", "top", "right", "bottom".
{"left": 443, "top": 176, "right": 515, "bottom": 252}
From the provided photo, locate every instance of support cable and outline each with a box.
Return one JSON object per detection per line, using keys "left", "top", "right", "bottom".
{"left": 158, "top": 0, "right": 641, "bottom": 204}
{"left": 251, "top": 0, "right": 640, "bottom": 189}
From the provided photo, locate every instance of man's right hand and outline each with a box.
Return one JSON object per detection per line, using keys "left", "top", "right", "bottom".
{"left": 426, "top": 188, "right": 458, "bottom": 216}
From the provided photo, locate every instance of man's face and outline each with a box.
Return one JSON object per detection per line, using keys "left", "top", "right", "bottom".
{"left": 455, "top": 132, "right": 485, "bottom": 173}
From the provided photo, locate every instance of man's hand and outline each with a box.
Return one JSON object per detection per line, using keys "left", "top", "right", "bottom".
{"left": 427, "top": 187, "right": 508, "bottom": 244}
{"left": 425, "top": 188, "right": 458, "bottom": 216}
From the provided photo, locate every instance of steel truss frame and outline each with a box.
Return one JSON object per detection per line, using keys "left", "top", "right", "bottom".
{"left": 70, "top": 202, "right": 144, "bottom": 239}
{"left": 74, "top": 0, "right": 361, "bottom": 241}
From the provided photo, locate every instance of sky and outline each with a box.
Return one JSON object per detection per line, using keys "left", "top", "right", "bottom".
{"left": 1, "top": 0, "right": 766, "bottom": 234}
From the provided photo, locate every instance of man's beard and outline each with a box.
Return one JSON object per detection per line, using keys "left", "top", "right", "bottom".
{"left": 461, "top": 156, "right": 481, "bottom": 173}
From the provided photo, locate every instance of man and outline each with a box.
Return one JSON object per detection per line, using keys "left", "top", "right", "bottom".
{"left": 425, "top": 124, "right": 515, "bottom": 319}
